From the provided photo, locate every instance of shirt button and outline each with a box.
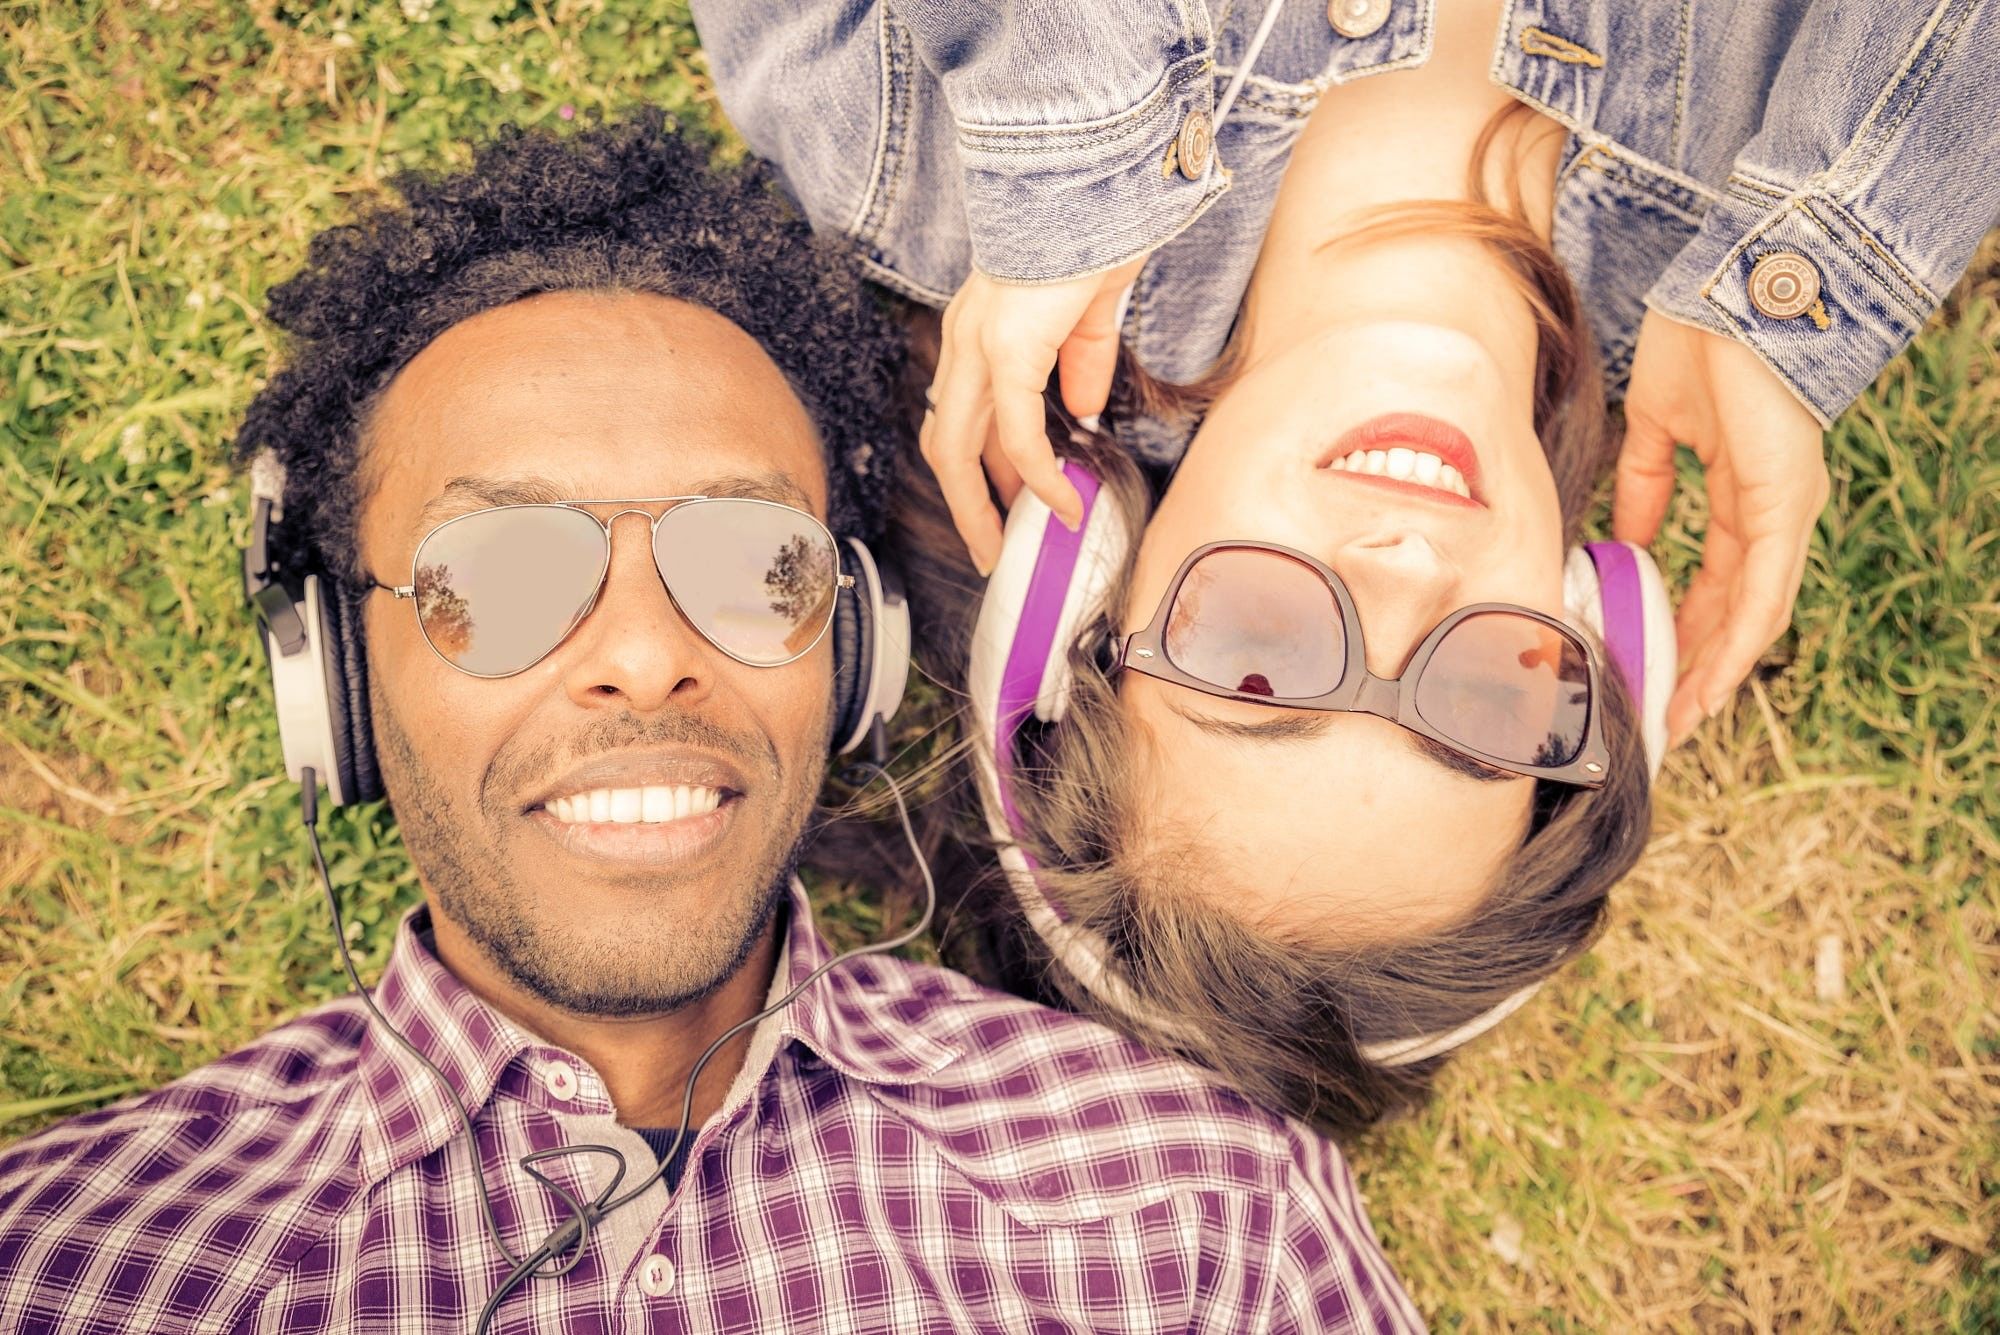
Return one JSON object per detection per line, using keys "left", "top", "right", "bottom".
{"left": 1747, "top": 252, "right": 1821, "bottom": 320}
{"left": 1175, "top": 108, "right": 1213, "bottom": 181}
{"left": 1329, "top": 0, "right": 1391, "bottom": 39}
{"left": 638, "top": 1253, "right": 676, "bottom": 1298}
{"left": 542, "top": 1061, "right": 578, "bottom": 1101}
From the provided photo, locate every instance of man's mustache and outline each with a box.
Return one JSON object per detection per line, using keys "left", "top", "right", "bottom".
{"left": 483, "top": 712, "right": 776, "bottom": 814}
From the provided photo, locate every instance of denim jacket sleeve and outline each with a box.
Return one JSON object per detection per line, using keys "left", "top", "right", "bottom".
{"left": 892, "top": 1, "right": 1227, "bottom": 284}
{"left": 1644, "top": 0, "right": 2000, "bottom": 426}
{"left": 693, "top": 0, "right": 1228, "bottom": 288}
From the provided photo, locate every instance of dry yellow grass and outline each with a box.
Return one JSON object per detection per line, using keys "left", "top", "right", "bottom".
{"left": 2, "top": 3, "right": 1994, "bottom": 1330}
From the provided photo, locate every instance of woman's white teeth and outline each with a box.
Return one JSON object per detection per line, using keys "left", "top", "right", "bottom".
{"left": 547, "top": 786, "right": 723, "bottom": 824}
{"left": 1329, "top": 448, "right": 1471, "bottom": 499}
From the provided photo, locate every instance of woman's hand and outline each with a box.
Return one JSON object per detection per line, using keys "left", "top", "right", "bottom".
{"left": 921, "top": 256, "right": 1147, "bottom": 573}
{"left": 1613, "top": 310, "right": 1830, "bottom": 745}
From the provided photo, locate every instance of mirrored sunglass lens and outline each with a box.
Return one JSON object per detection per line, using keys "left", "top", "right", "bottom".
{"left": 1162, "top": 548, "right": 1345, "bottom": 698}
{"left": 1414, "top": 612, "right": 1591, "bottom": 767}
{"left": 653, "top": 499, "right": 838, "bottom": 665}
{"left": 413, "top": 507, "right": 607, "bottom": 676}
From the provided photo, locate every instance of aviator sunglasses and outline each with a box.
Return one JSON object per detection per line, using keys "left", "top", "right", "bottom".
{"left": 361, "top": 496, "right": 850, "bottom": 678}
{"left": 1111, "top": 541, "right": 1609, "bottom": 786}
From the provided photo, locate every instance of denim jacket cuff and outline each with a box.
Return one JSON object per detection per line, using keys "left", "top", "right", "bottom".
{"left": 955, "top": 52, "right": 1228, "bottom": 285}
{"left": 1644, "top": 187, "right": 1941, "bottom": 429}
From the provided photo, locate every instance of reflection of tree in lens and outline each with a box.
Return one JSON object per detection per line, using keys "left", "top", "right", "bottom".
{"left": 764, "top": 534, "right": 834, "bottom": 654}
{"left": 416, "top": 563, "right": 474, "bottom": 657}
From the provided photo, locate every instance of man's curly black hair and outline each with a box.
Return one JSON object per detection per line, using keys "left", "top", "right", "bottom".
{"left": 234, "top": 108, "right": 904, "bottom": 582}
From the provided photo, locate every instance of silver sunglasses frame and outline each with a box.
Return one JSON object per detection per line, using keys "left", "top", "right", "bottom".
{"left": 367, "top": 495, "right": 855, "bottom": 679}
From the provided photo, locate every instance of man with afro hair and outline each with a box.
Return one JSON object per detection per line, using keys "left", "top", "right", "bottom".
{"left": 0, "top": 111, "right": 1422, "bottom": 1334}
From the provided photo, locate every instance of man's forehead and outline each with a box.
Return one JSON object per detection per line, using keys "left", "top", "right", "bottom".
{"left": 359, "top": 292, "right": 832, "bottom": 547}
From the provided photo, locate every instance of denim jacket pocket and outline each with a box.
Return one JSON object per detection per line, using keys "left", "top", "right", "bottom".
{"left": 1552, "top": 141, "right": 1712, "bottom": 398}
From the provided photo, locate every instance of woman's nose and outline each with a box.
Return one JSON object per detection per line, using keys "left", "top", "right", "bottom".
{"left": 1330, "top": 532, "right": 1464, "bottom": 677}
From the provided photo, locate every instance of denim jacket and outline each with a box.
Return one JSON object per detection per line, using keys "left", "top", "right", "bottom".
{"left": 693, "top": 0, "right": 1999, "bottom": 460}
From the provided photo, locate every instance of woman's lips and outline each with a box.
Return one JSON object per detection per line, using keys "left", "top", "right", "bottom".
{"left": 1317, "top": 412, "right": 1486, "bottom": 507}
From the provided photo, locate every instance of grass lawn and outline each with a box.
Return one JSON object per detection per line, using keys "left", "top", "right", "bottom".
{"left": 2, "top": 2, "right": 1994, "bottom": 1330}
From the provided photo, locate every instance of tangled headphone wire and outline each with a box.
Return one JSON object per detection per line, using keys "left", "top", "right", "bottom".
{"left": 300, "top": 744, "right": 937, "bottom": 1335}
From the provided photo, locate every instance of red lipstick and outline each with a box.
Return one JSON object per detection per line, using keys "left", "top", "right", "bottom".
{"left": 1318, "top": 412, "right": 1485, "bottom": 506}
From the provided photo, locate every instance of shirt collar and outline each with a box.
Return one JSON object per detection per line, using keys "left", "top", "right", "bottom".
{"left": 354, "top": 878, "right": 958, "bottom": 1184}
{"left": 765, "top": 877, "right": 961, "bottom": 1087}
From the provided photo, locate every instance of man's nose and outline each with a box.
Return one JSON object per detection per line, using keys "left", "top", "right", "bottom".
{"left": 1331, "top": 532, "right": 1464, "bottom": 678}
{"left": 560, "top": 510, "right": 713, "bottom": 713}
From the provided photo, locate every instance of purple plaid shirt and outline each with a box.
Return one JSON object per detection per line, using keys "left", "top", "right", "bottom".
{"left": 0, "top": 881, "right": 1424, "bottom": 1333}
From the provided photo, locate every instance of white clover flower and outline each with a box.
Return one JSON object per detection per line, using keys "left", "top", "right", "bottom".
{"left": 492, "top": 61, "right": 523, "bottom": 95}
{"left": 118, "top": 424, "right": 145, "bottom": 468}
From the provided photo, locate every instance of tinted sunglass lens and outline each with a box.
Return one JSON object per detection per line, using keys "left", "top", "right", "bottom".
{"left": 653, "top": 500, "right": 839, "bottom": 665}
{"left": 1163, "top": 547, "right": 1345, "bottom": 698}
{"left": 412, "top": 507, "right": 607, "bottom": 676}
{"left": 1414, "top": 613, "right": 1591, "bottom": 767}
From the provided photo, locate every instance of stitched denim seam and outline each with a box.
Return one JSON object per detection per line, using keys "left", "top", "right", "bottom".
{"left": 1812, "top": 193, "right": 1938, "bottom": 305}
{"left": 1830, "top": 0, "right": 1965, "bottom": 190}
{"left": 1563, "top": 136, "right": 1718, "bottom": 212}
{"left": 1317, "top": 0, "right": 1434, "bottom": 89}
{"left": 1575, "top": 151, "right": 1709, "bottom": 223}
{"left": 858, "top": 255, "right": 951, "bottom": 308}
{"left": 1798, "top": 197, "right": 1932, "bottom": 322}
{"left": 974, "top": 174, "right": 1229, "bottom": 287}
{"left": 1668, "top": 0, "right": 1693, "bottom": 168}
{"left": 848, "top": 6, "right": 898, "bottom": 241}
{"left": 955, "top": 53, "right": 1207, "bottom": 144}
{"left": 1225, "top": 77, "right": 1319, "bottom": 120}
{"left": 1727, "top": 171, "right": 1787, "bottom": 206}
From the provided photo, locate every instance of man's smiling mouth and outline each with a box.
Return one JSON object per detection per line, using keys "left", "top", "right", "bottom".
{"left": 521, "top": 748, "right": 751, "bottom": 866}
{"left": 544, "top": 784, "right": 725, "bottom": 825}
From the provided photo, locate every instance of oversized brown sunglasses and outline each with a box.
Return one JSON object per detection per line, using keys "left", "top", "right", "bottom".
{"left": 1110, "top": 541, "right": 1609, "bottom": 786}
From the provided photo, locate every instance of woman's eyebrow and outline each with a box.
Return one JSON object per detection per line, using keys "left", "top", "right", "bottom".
{"left": 1168, "top": 697, "right": 1516, "bottom": 783}
{"left": 1166, "top": 697, "right": 1333, "bottom": 741}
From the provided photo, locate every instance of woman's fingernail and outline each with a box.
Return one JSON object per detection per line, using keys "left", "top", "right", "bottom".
{"left": 1075, "top": 413, "right": 1102, "bottom": 432}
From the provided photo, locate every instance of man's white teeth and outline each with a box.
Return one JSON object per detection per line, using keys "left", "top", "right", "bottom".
{"left": 547, "top": 786, "right": 723, "bottom": 824}
{"left": 1328, "top": 448, "right": 1472, "bottom": 499}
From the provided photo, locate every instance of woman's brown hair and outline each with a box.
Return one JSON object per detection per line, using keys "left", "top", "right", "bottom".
{"left": 811, "top": 105, "right": 1654, "bottom": 1137}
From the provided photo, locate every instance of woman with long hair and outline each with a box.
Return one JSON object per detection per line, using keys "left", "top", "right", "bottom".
{"left": 695, "top": 0, "right": 2000, "bottom": 1130}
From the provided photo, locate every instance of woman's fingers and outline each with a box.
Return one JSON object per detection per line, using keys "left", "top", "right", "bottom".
{"left": 921, "top": 396, "right": 1004, "bottom": 575}
{"left": 981, "top": 417, "right": 1025, "bottom": 509}
{"left": 1612, "top": 407, "right": 1682, "bottom": 546}
{"left": 1056, "top": 276, "right": 1131, "bottom": 422}
{"left": 992, "top": 373, "right": 1083, "bottom": 528}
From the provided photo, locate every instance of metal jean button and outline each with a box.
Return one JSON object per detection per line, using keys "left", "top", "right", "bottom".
{"left": 1329, "top": 0, "right": 1391, "bottom": 39}
{"left": 1173, "top": 108, "right": 1213, "bottom": 181}
{"left": 1747, "top": 252, "right": 1821, "bottom": 320}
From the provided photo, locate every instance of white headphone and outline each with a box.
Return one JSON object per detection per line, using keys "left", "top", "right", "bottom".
{"left": 966, "top": 459, "right": 1674, "bottom": 1068}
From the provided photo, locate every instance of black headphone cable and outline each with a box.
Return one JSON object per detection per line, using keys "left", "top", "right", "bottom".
{"left": 301, "top": 751, "right": 936, "bottom": 1334}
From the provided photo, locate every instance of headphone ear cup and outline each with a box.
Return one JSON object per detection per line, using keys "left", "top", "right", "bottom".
{"left": 830, "top": 538, "right": 910, "bottom": 756}
{"left": 829, "top": 572, "right": 868, "bottom": 753}
{"left": 323, "top": 577, "right": 383, "bottom": 805}
{"left": 1563, "top": 542, "right": 1675, "bottom": 778}
{"left": 970, "top": 463, "right": 1133, "bottom": 728}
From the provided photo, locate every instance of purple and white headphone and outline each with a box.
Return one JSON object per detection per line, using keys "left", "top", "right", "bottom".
{"left": 966, "top": 458, "right": 1675, "bottom": 1068}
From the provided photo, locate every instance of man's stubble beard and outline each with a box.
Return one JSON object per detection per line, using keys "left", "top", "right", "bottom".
{"left": 369, "top": 681, "right": 825, "bottom": 1018}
